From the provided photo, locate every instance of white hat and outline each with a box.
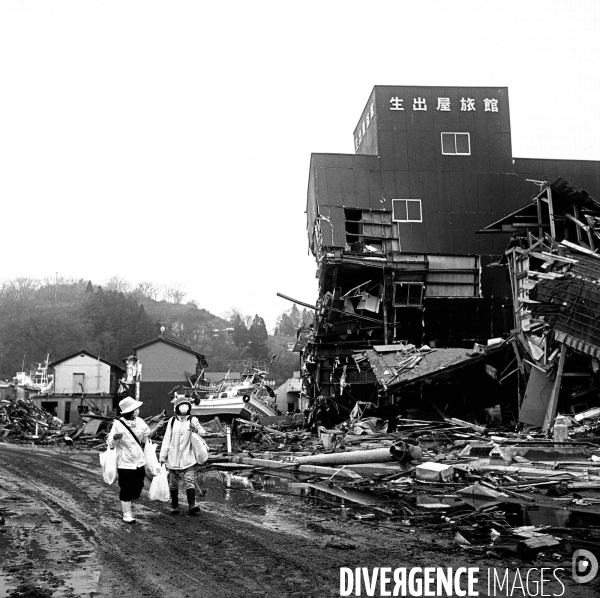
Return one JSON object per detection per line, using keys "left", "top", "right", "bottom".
{"left": 119, "top": 397, "right": 143, "bottom": 414}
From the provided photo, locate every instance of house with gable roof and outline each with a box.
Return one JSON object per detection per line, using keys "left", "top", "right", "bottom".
{"left": 133, "top": 332, "right": 208, "bottom": 416}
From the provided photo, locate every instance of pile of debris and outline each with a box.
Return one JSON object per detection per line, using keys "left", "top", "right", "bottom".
{"left": 195, "top": 405, "right": 600, "bottom": 559}
{"left": 0, "top": 397, "right": 60, "bottom": 440}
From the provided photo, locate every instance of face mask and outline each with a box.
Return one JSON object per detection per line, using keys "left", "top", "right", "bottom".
{"left": 178, "top": 404, "right": 189, "bottom": 414}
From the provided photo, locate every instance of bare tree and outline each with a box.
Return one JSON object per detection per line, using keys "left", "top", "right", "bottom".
{"left": 161, "top": 285, "right": 186, "bottom": 304}
{"left": 136, "top": 281, "right": 160, "bottom": 300}
{"left": 171, "top": 286, "right": 186, "bottom": 305}
{"left": 0, "top": 278, "right": 39, "bottom": 302}
{"left": 106, "top": 276, "right": 131, "bottom": 293}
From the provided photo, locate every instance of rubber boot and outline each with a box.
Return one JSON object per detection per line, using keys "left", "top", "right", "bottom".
{"left": 170, "top": 489, "right": 180, "bottom": 515}
{"left": 186, "top": 488, "right": 200, "bottom": 516}
{"left": 121, "top": 501, "right": 136, "bottom": 524}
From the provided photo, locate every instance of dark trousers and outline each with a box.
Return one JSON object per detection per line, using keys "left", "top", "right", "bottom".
{"left": 117, "top": 466, "right": 145, "bottom": 502}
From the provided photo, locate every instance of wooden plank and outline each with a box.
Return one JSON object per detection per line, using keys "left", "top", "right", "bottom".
{"left": 231, "top": 457, "right": 363, "bottom": 480}
{"left": 543, "top": 343, "right": 567, "bottom": 431}
{"left": 571, "top": 205, "right": 584, "bottom": 245}
{"left": 561, "top": 239, "right": 600, "bottom": 258}
{"left": 536, "top": 195, "right": 544, "bottom": 239}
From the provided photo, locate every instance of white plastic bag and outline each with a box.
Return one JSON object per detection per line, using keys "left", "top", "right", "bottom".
{"left": 190, "top": 433, "right": 209, "bottom": 465}
{"left": 148, "top": 464, "right": 170, "bottom": 502}
{"left": 99, "top": 447, "right": 117, "bottom": 485}
{"left": 144, "top": 439, "right": 161, "bottom": 478}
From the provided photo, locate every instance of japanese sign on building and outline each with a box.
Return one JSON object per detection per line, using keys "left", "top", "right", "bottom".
{"left": 354, "top": 102, "right": 375, "bottom": 151}
{"left": 355, "top": 95, "right": 500, "bottom": 151}
{"left": 389, "top": 96, "right": 498, "bottom": 112}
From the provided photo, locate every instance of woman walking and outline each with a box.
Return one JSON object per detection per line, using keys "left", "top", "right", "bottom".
{"left": 159, "top": 396, "right": 206, "bottom": 516}
{"left": 107, "top": 396, "right": 150, "bottom": 524}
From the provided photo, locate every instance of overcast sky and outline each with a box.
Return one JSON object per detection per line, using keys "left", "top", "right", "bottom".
{"left": 1, "top": 0, "right": 599, "bottom": 330}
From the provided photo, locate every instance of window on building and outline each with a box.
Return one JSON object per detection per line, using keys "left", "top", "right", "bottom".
{"left": 441, "top": 132, "right": 471, "bottom": 155}
{"left": 393, "top": 282, "right": 424, "bottom": 307}
{"left": 392, "top": 199, "right": 422, "bottom": 223}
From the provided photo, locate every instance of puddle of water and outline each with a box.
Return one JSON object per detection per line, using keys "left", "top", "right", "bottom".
{"left": 207, "top": 467, "right": 600, "bottom": 535}
{"left": 501, "top": 502, "right": 600, "bottom": 529}
{"left": 196, "top": 471, "right": 270, "bottom": 508}
{"left": 205, "top": 469, "right": 399, "bottom": 520}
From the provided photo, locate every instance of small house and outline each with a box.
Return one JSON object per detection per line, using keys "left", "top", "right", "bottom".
{"left": 32, "top": 350, "right": 124, "bottom": 424}
{"left": 133, "top": 335, "right": 208, "bottom": 416}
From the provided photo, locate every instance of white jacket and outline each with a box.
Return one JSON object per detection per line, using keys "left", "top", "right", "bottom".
{"left": 107, "top": 417, "right": 150, "bottom": 470}
{"left": 159, "top": 415, "right": 206, "bottom": 470}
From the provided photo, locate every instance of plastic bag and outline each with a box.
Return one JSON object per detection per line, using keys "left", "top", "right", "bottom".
{"left": 144, "top": 439, "right": 161, "bottom": 478}
{"left": 148, "top": 464, "right": 170, "bottom": 502}
{"left": 99, "top": 447, "right": 117, "bottom": 485}
{"left": 190, "top": 433, "right": 209, "bottom": 465}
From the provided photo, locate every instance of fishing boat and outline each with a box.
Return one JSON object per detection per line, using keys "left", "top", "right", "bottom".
{"left": 187, "top": 367, "right": 278, "bottom": 421}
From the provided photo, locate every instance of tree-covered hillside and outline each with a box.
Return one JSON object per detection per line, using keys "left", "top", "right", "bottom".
{"left": 0, "top": 277, "right": 309, "bottom": 385}
{"left": 0, "top": 277, "right": 228, "bottom": 378}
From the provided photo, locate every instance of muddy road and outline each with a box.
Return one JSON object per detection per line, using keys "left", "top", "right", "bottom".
{"left": 1, "top": 443, "right": 598, "bottom": 597}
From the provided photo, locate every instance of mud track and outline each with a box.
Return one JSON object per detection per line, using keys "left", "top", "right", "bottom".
{"left": 0, "top": 443, "right": 597, "bottom": 597}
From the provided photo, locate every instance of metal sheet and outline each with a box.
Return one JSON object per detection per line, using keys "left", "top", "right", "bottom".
{"left": 421, "top": 132, "right": 436, "bottom": 171}
{"left": 393, "top": 133, "right": 409, "bottom": 171}
{"left": 450, "top": 171, "right": 466, "bottom": 213}
{"left": 314, "top": 167, "right": 329, "bottom": 206}
{"left": 368, "top": 167, "right": 383, "bottom": 210}
{"left": 354, "top": 167, "right": 370, "bottom": 207}
{"left": 361, "top": 346, "right": 482, "bottom": 390}
{"left": 340, "top": 168, "right": 357, "bottom": 208}
{"left": 379, "top": 130, "right": 395, "bottom": 171}
{"left": 328, "top": 206, "right": 347, "bottom": 247}
{"left": 406, "top": 131, "right": 422, "bottom": 171}
{"left": 519, "top": 367, "right": 553, "bottom": 427}
{"left": 325, "top": 168, "right": 343, "bottom": 207}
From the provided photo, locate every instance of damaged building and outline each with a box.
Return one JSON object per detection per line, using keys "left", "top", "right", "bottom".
{"left": 300, "top": 85, "right": 600, "bottom": 425}
{"left": 481, "top": 177, "right": 600, "bottom": 431}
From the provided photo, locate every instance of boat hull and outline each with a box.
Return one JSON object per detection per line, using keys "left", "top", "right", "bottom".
{"left": 191, "top": 395, "right": 277, "bottom": 422}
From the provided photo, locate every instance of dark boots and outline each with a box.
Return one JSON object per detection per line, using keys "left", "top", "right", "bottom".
{"left": 170, "top": 489, "right": 180, "bottom": 515}
{"left": 186, "top": 488, "right": 200, "bottom": 516}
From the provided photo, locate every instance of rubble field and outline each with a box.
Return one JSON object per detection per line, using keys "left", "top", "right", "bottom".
{"left": 0, "top": 438, "right": 599, "bottom": 598}
{"left": 2, "top": 394, "right": 600, "bottom": 596}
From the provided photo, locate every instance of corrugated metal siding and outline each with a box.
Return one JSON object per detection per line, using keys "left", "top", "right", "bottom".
{"left": 53, "top": 354, "right": 111, "bottom": 394}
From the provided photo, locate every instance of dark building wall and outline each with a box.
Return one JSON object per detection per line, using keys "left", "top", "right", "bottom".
{"left": 138, "top": 381, "right": 177, "bottom": 417}
{"left": 307, "top": 153, "right": 381, "bottom": 250}
{"left": 359, "top": 86, "right": 516, "bottom": 257}
{"left": 353, "top": 88, "right": 378, "bottom": 155}
{"left": 135, "top": 341, "right": 198, "bottom": 382}
{"left": 309, "top": 86, "right": 600, "bottom": 277}
{"left": 514, "top": 158, "right": 600, "bottom": 202}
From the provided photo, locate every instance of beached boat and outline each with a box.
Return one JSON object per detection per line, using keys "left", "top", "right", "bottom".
{"left": 189, "top": 367, "right": 278, "bottom": 421}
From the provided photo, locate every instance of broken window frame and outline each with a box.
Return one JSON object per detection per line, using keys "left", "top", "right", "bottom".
{"left": 344, "top": 208, "right": 394, "bottom": 249}
{"left": 393, "top": 281, "right": 425, "bottom": 307}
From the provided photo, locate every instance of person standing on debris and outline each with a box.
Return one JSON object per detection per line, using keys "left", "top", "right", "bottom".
{"left": 107, "top": 397, "right": 150, "bottom": 524}
{"left": 159, "top": 396, "right": 207, "bottom": 516}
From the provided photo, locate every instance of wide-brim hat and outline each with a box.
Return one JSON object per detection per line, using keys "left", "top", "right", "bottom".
{"left": 119, "top": 397, "right": 143, "bottom": 414}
